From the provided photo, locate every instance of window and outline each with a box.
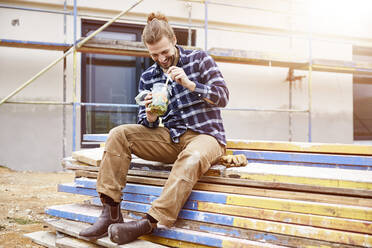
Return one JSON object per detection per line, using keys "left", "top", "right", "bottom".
{"left": 353, "top": 46, "right": 372, "bottom": 140}
{"left": 81, "top": 20, "right": 195, "bottom": 147}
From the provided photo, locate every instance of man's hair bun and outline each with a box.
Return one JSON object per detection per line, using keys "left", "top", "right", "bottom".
{"left": 142, "top": 12, "right": 175, "bottom": 45}
{"left": 147, "top": 12, "right": 168, "bottom": 24}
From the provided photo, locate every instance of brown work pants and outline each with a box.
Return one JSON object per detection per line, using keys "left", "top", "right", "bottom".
{"left": 96, "top": 124, "right": 225, "bottom": 227}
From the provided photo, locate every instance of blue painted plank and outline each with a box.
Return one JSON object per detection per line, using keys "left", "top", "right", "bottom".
{"left": 58, "top": 183, "right": 98, "bottom": 197}
{"left": 233, "top": 150, "right": 372, "bottom": 169}
{"left": 240, "top": 159, "right": 369, "bottom": 170}
{"left": 46, "top": 204, "right": 229, "bottom": 247}
{"left": 91, "top": 197, "right": 264, "bottom": 242}
{"left": 81, "top": 134, "right": 372, "bottom": 170}
{"left": 83, "top": 134, "right": 108, "bottom": 142}
{"left": 155, "top": 228, "right": 222, "bottom": 247}
{"left": 75, "top": 178, "right": 228, "bottom": 204}
{"left": 59, "top": 184, "right": 234, "bottom": 228}
{"left": 60, "top": 184, "right": 221, "bottom": 213}
{"left": 45, "top": 207, "right": 98, "bottom": 224}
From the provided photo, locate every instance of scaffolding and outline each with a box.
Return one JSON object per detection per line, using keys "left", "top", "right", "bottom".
{"left": 1, "top": 0, "right": 372, "bottom": 154}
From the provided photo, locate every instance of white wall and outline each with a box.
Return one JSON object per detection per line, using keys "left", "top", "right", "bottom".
{"left": 0, "top": 0, "right": 369, "bottom": 171}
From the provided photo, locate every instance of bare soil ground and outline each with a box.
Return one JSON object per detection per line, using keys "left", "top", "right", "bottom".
{"left": 0, "top": 166, "right": 90, "bottom": 248}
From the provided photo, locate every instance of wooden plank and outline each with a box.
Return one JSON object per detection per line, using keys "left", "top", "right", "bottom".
{"left": 46, "top": 204, "right": 283, "bottom": 248}
{"left": 82, "top": 134, "right": 372, "bottom": 155}
{"left": 73, "top": 170, "right": 372, "bottom": 207}
{"left": 208, "top": 47, "right": 306, "bottom": 69}
{"left": 62, "top": 181, "right": 372, "bottom": 222}
{"left": 65, "top": 156, "right": 222, "bottom": 176}
{"left": 224, "top": 163, "right": 372, "bottom": 189}
{"left": 71, "top": 148, "right": 104, "bottom": 166}
{"left": 62, "top": 157, "right": 99, "bottom": 172}
{"left": 227, "top": 139, "right": 372, "bottom": 155}
{"left": 200, "top": 173, "right": 372, "bottom": 197}
{"left": 88, "top": 190, "right": 372, "bottom": 235}
{"left": 75, "top": 170, "right": 98, "bottom": 179}
{"left": 193, "top": 201, "right": 372, "bottom": 235}
{"left": 228, "top": 171, "right": 372, "bottom": 190}
{"left": 311, "top": 58, "right": 372, "bottom": 75}
{"left": 193, "top": 180, "right": 372, "bottom": 208}
{"left": 70, "top": 155, "right": 372, "bottom": 190}
{"left": 64, "top": 157, "right": 372, "bottom": 197}
{"left": 24, "top": 231, "right": 56, "bottom": 248}
{"left": 0, "top": 39, "right": 71, "bottom": 51}
{"left": 78, "top": 38, "right": 200, "bottom": 58}
{"left": 119, "top": 205, "right": 358, "bottom": 248}
{"left": 46, "top": 218, "right": 168, "bottom": 248}
{"left": 81, "top": 134, "right": 372, "bottom": 158}
{"left": 117, "top": 201, "right": 372, "bottom": 247}
{"left": 46, "top": 203, "right": 372, "bottom": 247}
{"left": 232, "top": 149, "right": 372, "bottom": 170}
{"left": 55, "top": 235, "right": 100, "bottom": 248}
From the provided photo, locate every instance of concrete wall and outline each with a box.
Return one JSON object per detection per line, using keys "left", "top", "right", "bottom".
{"left": 0, "top": 0, "right": 369, "bottom": 171}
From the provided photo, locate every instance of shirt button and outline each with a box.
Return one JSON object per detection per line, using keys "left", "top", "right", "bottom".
{"left": 198, "top": 94, "right": 201, "bottom": 97}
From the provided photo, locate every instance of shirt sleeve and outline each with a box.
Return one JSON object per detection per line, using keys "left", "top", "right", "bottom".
{"left": 191, "top": 51, "right": 229, "bottom": 107}
{"left": 137, "top": 77, "right": 160, "bottom": 128}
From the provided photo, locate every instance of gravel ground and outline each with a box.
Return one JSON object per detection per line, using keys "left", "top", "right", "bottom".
{"left": 0, "top": 166, "right": 89, "bottom": 247}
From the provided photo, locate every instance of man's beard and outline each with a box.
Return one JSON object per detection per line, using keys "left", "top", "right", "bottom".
{"left": 158, "top": 46, "right": 178, "bottom": 70}
{"left": 159, "top": 54, "right": 175, "bottom": 70}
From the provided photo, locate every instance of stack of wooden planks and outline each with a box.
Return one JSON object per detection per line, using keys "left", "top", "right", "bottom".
{"left": 25, "top": 138, "right": 372, "bottom": 247}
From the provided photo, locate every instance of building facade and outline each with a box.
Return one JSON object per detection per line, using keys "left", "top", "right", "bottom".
{"left": 0, "top": 0, "right": 371, "bottom": 171}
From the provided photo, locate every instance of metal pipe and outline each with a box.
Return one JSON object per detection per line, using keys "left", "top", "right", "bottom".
{"left": 2, "top": 100, "right": 308, "bottom": 113}
{"left": 187, "top": 2, "right": 192, "bottom": 46}
{"left": 308, "top": 36, "right": 313, "bottom": 143}
{"left": 204, "top": 0, "right": 208, "bottom": 51}
{"left": 289, "top": 78, "right": 293, "bottom": 142}
{"left": 221, "top": 107, "right": 309, "bottom": 113}
{"left": 63, "top": 0, "right": 67, "bottom": 159}
{"left": 73, "top": 0, "right": 77, "bottom": 45}
{"left": 72, "top": 0, "right": 78, "bottom": 151}
{"left": 4, "top": 100, "right": 72, "bottom": 105}
{"left": 0, "top": 4, "right": 72, "bottom": 15}
{"left": 72, "top": 49, "right": 77, "bottom": 151}
{"left": 80, "top": 102, "right": 138, "bottom": 108}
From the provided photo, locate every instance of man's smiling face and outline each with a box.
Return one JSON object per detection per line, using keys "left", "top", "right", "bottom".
{"left": 146, "top": 36, "right": 177, "bottom": 70}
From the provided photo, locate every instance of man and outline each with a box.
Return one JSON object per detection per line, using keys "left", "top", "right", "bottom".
{"left": 79, "top": 12, "right": 229, "bottom": 245}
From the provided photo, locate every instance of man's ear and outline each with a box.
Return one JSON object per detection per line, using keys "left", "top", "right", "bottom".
{"left": 173, "top": 36, "right": 177, "bottom": 46}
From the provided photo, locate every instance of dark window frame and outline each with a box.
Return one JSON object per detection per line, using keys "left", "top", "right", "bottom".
{"left": 353, "top": 46, "right": 372, "bottom": 140}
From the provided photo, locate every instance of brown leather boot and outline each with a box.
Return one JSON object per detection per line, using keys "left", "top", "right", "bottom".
{"left": 108, "top": 219, "right": 155, "bottom": 245}
{"left": 79, "top": 196, "right": 123, "bottom": 240}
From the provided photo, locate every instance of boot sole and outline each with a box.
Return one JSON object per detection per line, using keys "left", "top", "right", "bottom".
{"left": 108, "top": 224, "right": 116, "bottom": 243}
{"left": 79, "top": 231, "right": 108, "bottom": 241}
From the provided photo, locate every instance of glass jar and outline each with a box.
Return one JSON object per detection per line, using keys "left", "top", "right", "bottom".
{"left": 149, "top": 83, "right": 169, "bottom": 116}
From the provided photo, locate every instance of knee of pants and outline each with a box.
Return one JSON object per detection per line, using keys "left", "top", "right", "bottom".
{"left": 174, "top": 150, "right": 210, "bottom": 181}
{"left": 105, "top": 125, "right": 129, "bottom": 156}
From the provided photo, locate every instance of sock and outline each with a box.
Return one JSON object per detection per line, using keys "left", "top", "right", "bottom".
{"left": 101, "top": 194, "right": 118, "bottom": 206}
{"left": 145, "top": 213, "right": 158, "bottom": 224}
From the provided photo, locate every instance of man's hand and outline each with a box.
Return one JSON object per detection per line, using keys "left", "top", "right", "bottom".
{"left": 220, "top": 154, "right": 247, "bottom": 168}
{"left": 167, "top": 66, "right": 196, "bottom": 91}
{"left": 144, "top": 93, "right": 158, "bottom": 123}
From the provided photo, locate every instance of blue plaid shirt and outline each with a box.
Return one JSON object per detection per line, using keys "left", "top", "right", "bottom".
{"left": 137, "top": 45, "right": 229, "bottom": 145}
